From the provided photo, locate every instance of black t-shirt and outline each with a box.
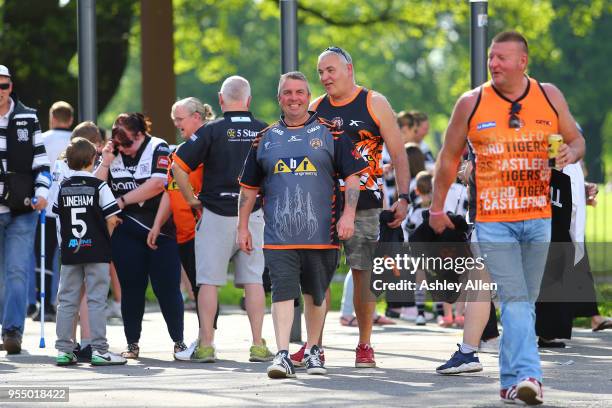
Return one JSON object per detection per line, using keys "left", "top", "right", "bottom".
{"left": 106, "top": 135, "right": 173, "bottom": 233}
{"left": 550, "top": 169, "right": 572, "bottom": 243}
{"left": 53, "top": 172, "right": 120, "bottom": 265}
{"left": 174, "top": 111, "right": 266, "bottom": 216}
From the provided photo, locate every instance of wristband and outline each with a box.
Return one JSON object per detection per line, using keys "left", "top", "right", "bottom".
{"left": 429, "top": 209, "right": 445, "bottom": 216}
{"left": 397, "top": 193, "right": 411, "bottom": 204}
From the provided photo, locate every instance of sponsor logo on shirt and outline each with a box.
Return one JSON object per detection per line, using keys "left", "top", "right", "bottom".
{"left": 111, "top": 180, "right": 138, "bottom": 191}
{"left": 349, "top": 120, "right": 364, "bottom": 127}
{"left": 17, "top": 128, "right": 29, "bottom": 142}
{"left": 535, "top": 119, "right": 552, "bottom": 127}
{"left": 477, "top": 121, "right": 496, "bottom": 131}
{"left": 230, "top": 116, "right": 252, "bottom": 122}
{"left": 273, "top": 156, "right": 318, "bottom": 176}
{"left": 288, "top": 135, "right": 303, "bottom": 142}
{"left": 156, "top": 156, "right": 169, "bottom": 169}
{"left": 331, "top": 117, "right": 344, "bottom": 128}
{"left": 310, "top": 138, "right": 323, "bottom": 149}
{"left": 68, "top": 238, "right": 93, "bottom": 248}
{"left": 264, "top": 141, "right": 281, "bottom": 150}
{"left": 139, "top": 163, "right": 151, "bottom": 174}
{"left": 271, "top": 128, "right": 284, "bottom": 135}
{"left": 167, "top": 180, "right": 178, "bottom": 190}
{"left": 307, "top": 125, "right": 321, "bottom": 134}
{"left": 228, "top": 128, "right": 258, "bottom": 141}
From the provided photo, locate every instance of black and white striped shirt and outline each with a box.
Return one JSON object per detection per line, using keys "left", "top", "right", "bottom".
{"left": 0, "top": 96, "right": 50, "bottom": 214}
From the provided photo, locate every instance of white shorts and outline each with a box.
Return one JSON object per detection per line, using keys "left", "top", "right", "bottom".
{"left": 195, "top": 207, "right": 264, "bottom": 287}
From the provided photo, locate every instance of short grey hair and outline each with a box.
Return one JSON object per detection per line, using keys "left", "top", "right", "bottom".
{"left": 277, "top": 71, "right": 311, "bottom": 98}
{"left": 171, "top": 97, "right": 215, "bottom": 122}
{"left": 219, "top": 75, "right": 251, "bottom": 104}
{"left": 318, "top": 46, "right": 353, "bottom": 65}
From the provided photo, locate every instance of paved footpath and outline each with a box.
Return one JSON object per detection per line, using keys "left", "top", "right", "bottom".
{"left": 1, "top": 307, "right": 611, "bottom": 407}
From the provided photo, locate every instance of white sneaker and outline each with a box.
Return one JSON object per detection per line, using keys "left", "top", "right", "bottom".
{"left": 399, "top": 306, "right": 417, "bottom": 321}
{"left": 91, "top": 350, "right": 127, "bottom": 366}
{"left": 175, "top": 339, "right": 198, "bottom": 361}
{"left": 415, "top": 315, "right": 427, "bottom": 326}
{"left": 479, "top": 337, "right": 500, "bottom": 354}
{"left": 400, "top": 308, "right": 434, "bottom": 322}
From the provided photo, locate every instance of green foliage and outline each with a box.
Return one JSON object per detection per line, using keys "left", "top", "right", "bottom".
{"left": 167, "top": 0, "right": 611, "bottom": 163}
{"left": 2, "top": 0, "right": 609, "bottom": 172}
{"left": 0, "top": 0, "right": 135, "bottom": 129}
{"left": 529, "top": 0, "right": 612, "bottom": 181}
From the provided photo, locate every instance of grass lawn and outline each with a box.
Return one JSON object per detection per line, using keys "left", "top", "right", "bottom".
{"left": 586, "top": 186, "right": 612, "bottom": 275}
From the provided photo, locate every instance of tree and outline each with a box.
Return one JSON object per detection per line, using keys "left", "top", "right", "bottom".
{"left": 530, "top": 0, "right": 612, "bottom": 182}
{"left": 0, "top": 0, "right": 135, "bottom": 129}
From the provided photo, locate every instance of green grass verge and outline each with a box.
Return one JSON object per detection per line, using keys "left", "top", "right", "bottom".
{"left": 585, "top": 186, "right": 612, "bottom": 243}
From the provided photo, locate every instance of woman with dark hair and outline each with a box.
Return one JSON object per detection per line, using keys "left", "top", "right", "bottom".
{"left": 95, "top": 112, "right": 185, "bottom": 359}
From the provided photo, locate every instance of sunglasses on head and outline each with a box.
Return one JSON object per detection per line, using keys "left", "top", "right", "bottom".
{"left": 509, "top": 102, "right": 522, "bottom": 129}
{"left": 325, "top": 46, "right": 352, "bottom": 64}
{"left": 111, "top": 127, "right": 134, "bottom": 148}
{"left": 0, "top": 83, "right": 10, "bottom": 90}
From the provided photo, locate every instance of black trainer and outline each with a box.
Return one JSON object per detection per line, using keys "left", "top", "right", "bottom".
{"left": 74, "top": 343, "right": 92, "bottom": 362}
{"left": 27, "top": 304, "right": 38, "bottom": 318}
{"left": 267, "top": 350, "right": 296, "bottom": 379}
{"left": 2, "top": 328, "right": 22, "bottom": 354}
{"left": 305, "top": 345, "right": 327, "bottom": 375}
{"left": 33, "top": 305, "right": 56, "bottom": 322}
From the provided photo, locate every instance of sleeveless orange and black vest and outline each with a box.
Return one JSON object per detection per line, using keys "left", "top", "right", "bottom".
{"left": 467, "top": 77, "right": 558, "bottom": 222}
{"left": 313, "top": 87, "right": 383, "bottom": 210}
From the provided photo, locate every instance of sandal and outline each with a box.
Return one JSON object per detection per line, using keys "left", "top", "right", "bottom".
{"left": 121, "top": 342, "right": 140, "bottom": 359}
{"left": 340, "top": 315, "right": 358, "bottom": 327}
{"left": 373, "top": 315, "right": 396, "bottom": 325}
{"left": 438, "top": 315, "right": 454, "bottom": 328}
{"left": 593, "top": 318, "right": 612, "bottom": 332}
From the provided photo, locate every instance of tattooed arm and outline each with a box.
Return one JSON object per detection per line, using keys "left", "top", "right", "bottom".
{"left": 337, "top": 174, "right": 360, "bottom": 241}
{"left": 237, "top": 187, "right": 259, "bottom": 254}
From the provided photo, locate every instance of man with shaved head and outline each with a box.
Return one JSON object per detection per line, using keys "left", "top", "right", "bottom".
{"left": 172, "top": 75, "right": 273, "bottom": 363}
{"left": 302, "top": 47, "right": 410, "bottom": 369}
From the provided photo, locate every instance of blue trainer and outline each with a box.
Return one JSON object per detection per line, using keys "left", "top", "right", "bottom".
{"left": 436, "top": 344, "right": 483, "bottom": 375}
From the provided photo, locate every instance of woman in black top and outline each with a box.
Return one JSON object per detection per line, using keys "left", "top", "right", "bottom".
{"left": 95, "top": 113, "right": 185, "bottom": 358}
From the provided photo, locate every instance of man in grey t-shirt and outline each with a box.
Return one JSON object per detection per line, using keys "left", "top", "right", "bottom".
{"left": 238, "top": 71, "right": 367, "bottom": 379}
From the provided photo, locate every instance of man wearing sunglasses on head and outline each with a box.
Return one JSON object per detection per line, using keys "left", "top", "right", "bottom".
{"left": 0, "top": 64, "right": 51, "bottom": 354}
{"left": 307, "top": 46, "right": 410, "bottom": 369}
{"left": 429, "top": 31, "right": 585, "bottom": 405}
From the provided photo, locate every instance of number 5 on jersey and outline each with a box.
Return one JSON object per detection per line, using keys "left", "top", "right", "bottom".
{"left": 71, "top": 207, "right": 88, "bottom": 238}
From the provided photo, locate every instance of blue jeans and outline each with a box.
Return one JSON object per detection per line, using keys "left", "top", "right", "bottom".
{"left": 475, "top": 218, "right": 551, "bottom": 389}
{"left": 0, "top": 211, "right": 38, "bottom": 334}
{"left": 341, "top": 271, "right": 354, "bottom": 317}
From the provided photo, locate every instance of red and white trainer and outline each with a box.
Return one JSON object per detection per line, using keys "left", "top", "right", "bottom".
{"left": 290, "top": 343, "right": 306, "bottom": 367}
{"left": 516, "top": 377, "right": 544, "bottom": 405}
{"left": 355, "top": 343, "right": 376, "bottom": 368}
{"left": 500, "top": 385, "right": 519, "bottom": 404}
